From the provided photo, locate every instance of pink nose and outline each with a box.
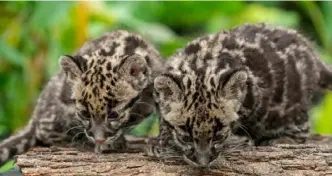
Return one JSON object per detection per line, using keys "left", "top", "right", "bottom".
{"left": 95, "top": 138, "right": 106, "bottom": 144}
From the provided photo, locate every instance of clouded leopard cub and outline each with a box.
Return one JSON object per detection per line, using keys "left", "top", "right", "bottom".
{"left": 148, "top": 23, "right": 332, "bottom": 167}
{"left": 0, "top": 30, "right": 163, "bottom": 166}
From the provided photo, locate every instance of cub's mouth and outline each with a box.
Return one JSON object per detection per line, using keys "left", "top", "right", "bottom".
{"left": 89, "top": 129, "right": 124, "bottom": 153}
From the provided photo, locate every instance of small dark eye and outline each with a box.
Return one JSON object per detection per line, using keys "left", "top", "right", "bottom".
{"left": 127, "top": 95, "right": 140, "bottom": 108}
{"left": 178, "top": 135, "right": 192, "bottom": 143}
{"left": 130, "top": 64, "right": 143, "bottom": 77}
{"left": 108, "top": 111, "right": 119, "bottom": 120}
{"left": 78, "top": 110, "right": 90, "bottom": 119}
{"left": 214, "top": 131, "right": 230, "bottom": 143}
{"left": 86, "top": 131, "right": 93, "bottom": 137}
{"left": 130, "top": 67, "right": 138, "bottom": 76}
{"left": 214, "top": 134, "right": 225, "bottom": 142}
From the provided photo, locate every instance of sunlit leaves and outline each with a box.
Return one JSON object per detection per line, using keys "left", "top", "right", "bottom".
{"left": 0, "top": 40, "right": 25, "bottom": 66}
{"left": 296, "top": 1, "right": 328, "bottom": 51}
{"left": 321, "top": 2, "right": 332, "bottom": 54}
{"left": 29, "top": 2, "right": 73, "bottom": 32}
{"left": 233, "top": 4, "right": 299, "bottom": 28}
{"left": 130, "top": 113, "right": 159, "bottom": 137}
{"left": 130, "top": 1, "right": 244, "bottom": 29}
{"left": 312, "top": 93, "right": 332, "bottom": 134}
{"left": 0, "top": 160, "right": 14, "bottom": 172}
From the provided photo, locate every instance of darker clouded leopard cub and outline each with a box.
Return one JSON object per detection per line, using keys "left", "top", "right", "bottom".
{"left": 0, "top": 30, "right": 164, "bottom": 166}
{"left": 148, "top": 23, "right": 332, "bottom": 167}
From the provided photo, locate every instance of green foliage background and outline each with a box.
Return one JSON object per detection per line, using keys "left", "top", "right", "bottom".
{"left": 0, "top": 1, "right": 332, "bottom": 171}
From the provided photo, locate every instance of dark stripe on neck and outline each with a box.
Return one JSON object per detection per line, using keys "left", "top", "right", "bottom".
{"left": 123, "top": 94, "right": 141, "bottom": 110}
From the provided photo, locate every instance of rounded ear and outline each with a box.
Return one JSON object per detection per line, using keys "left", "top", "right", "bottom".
{"left": 59, "top": 55, "right": 83, "bottom": 83}
{"left": 154, "top": 75, "right": 182, "bottom": 101}
{"left": 120, "top": 54, "right": 148, "bottom": 77}
{"left": 219, "top": 70, "right": 248, "bottom": 100}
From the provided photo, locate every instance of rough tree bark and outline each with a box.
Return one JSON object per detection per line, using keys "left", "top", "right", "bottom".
{"left": 15, "top": 135, "right": 332, "bottom": 176}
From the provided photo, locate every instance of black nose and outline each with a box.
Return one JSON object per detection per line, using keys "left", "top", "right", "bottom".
{"left": 196, "top": 154, "right": 214, "bottom": 167}
{"left": 95, "top": 138, "right": 106, "bottom": 144}
{"left": 196, "top": 147, "right": 219, "bottom": 166}
{"left": 185, "top": 151, "right": 217, "bottom": 167}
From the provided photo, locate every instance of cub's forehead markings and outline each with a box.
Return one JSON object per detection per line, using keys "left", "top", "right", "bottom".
{"left": 106, "top": 62, "right": 112, "bottom": 71}
{"left": 99, "top": 42, "right": 121, "bottom": 57}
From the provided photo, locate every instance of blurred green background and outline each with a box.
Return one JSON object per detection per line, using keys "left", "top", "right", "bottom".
{"left": 0, "top": 1, "right": 332, "bottom": 171}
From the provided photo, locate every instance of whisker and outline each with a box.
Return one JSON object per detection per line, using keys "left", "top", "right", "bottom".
{"left": 129, "top": 112, "right": 146, "bottom": 120}
{"left": 71, "top": 115, "right": 86, "bottom": 124}
{"left": 238, "top": 125, "right": 253, "bottom": 141}
{"left": 71, "top": 132, "right": 85, "bottom": 142}
{"left": 221, "top": 141, "right": 245, "bottom": 156}
{"left": 134, "top": 101, "right": 155, "bottom": 109}
{"left": 65, "top": 126, "right": 84, "bottom": 134}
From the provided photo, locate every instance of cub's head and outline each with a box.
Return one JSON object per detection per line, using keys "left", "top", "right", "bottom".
{"left": 154, "top": 69, "right": 247, "bottom": 167}
{"left": 59, "top": 31, "right": 156, "bottom": 152}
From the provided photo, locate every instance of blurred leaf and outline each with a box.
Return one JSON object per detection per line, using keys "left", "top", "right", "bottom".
{"left": 296, "top": 1, "right": 328, "bottom": 52}
{"left": 0, "top": 2, "right": 28, "bottom": 34}
{"left": 322, "top": 1, "right": 332, "bottom": 52}
{"left": 20, "top": 31, "right": 37, "bottom": 57}
{"left": 2, "top": 17, "right": 21, "bottom": 47}
{"left": 256, "top": 1, "right": 284, "bottom": 7}
{"left": 4, "top": 72, "right": 29, "bottom": 131}
{"left": 30, "top": 2, "right": 73, "bottom": 31}
{"left": 0, "top": 40, "right": 25, "bottom": 66}
{"left": 206, "top": 15, "right": 234, "bottom": 33}
{"left": 46, "top": 36, "right": 62, "bottom": 76}
{"left": 130, "top": 114, "right": 157, "bottom": 136}
{"left": 5, "top": 1, "right": 29, "bottom": 13}
{"left": 105, "top": 2, "right": 183, "bottom": 51}
{"left": 0, "top": 160, "right": 14, "bottom": 172}
{"left": 148, "top": 116, "right": 159, "bottom": 137}
{"left": 233, "top": 4, "right": 299, "bottom": 28}
{"left": 130, "top": 1, "right": 245, "bottom": 29}
{"left": 314, "top": 93, "right": 332, "bottom": 134}
{"left": 317, "top": 47, "right": 332, "bottom": 65}
{"left": 88, "top": 22, "right": 110, "bottom": 38}
{"left": 133, "top": 23, "right": 178, "bottom": 44}
{"left": 158, "top": 38, "right": 189, "bottom": 58}
{"left": 73, "top": 1, "right": 89, "bottom": 48}
{"left": 0, "top": 101, "right": 9, "bottom": 136}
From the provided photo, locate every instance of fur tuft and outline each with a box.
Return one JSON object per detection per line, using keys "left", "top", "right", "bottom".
{"left": 0, "top": 120, "right": 36, "bottom": 166}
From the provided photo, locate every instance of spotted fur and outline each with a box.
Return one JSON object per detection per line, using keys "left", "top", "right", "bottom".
{"left": 148, "top": 23, "right": 332, "bottom": 167}
{"left": 0, "top": 30, "right": 164, "bottom": 166}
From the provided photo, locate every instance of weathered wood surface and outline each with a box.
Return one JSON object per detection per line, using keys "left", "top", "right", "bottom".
{"left": 15, "top": 135, "right": 332, "bottom": 176}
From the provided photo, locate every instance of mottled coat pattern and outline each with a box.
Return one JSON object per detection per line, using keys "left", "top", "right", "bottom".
{"left": 0, "top": 30, "right": 164, "bottom": 166}
{"left": 149, "top": 23, "right": 332, "bottom": 167}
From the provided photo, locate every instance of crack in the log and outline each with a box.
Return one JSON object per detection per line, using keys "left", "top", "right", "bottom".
{"left": 327, "top": 159, "right": 332, "bottom": 166}
{"left": 126, "top": 165, "right": 144, "bottom": 169}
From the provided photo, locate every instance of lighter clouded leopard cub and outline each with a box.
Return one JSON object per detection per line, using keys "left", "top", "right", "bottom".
{"left": 147, "top": 23, "right": 332, "bottom": 167}
{"left": 0, "top": 30, "right": 164, "bottom": 166}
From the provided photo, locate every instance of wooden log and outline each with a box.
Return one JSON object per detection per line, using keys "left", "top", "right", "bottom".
{"left": 15, "top": 135, "right": 332, "bottom": 176}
